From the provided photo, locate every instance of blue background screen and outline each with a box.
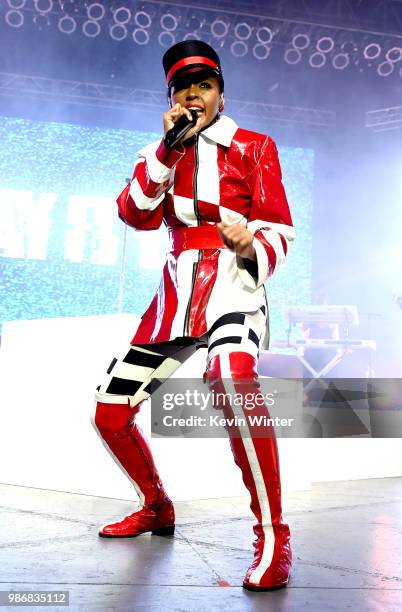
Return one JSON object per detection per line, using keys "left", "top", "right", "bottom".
{"left": 0, "top": 116, "right": 313, "bottom": 342}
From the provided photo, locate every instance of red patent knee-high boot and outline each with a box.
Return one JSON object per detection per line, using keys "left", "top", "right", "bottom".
{"left": 206, "top": 351, "right": 292, "bottom": 590}
{"left": 92, "top": 400, "right": 174, "bottom": 537}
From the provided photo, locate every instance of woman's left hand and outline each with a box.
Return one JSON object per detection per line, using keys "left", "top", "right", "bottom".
{"left": 217, "top": 222, "right": 256, "bottom": 260}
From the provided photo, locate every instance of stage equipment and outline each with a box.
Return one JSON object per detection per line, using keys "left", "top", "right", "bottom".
{"left": 0, "top": 72, "right": 336, "bottom": 131}
{"left": 285, "top": 304, "right": 359, "bottom": 326}
{"left": 274, "top": 338, "right": 377, "bottom": 378}
{"left": 276, "top": 305, "right": 376, "bottom": 379}
{"left": 273, "top": 305, "right": 377, "bottom": 438}
{"left": 365, "top": 104, "right": 402, "bottom": 131}
{"left": 1, "top": 0, "right": 400, "bottom": 77}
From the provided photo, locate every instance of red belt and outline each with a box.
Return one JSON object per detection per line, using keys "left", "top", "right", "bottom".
{"left": 168, "top": 225, "right": 226, "bottom": 253}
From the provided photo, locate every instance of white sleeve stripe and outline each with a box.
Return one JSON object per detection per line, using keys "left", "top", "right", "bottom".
{"left": 248, "top": 219, "right": 296, "bottom": 243}
{"left": 260, "top": 229, "right": 286, "bottom": 266}
{"left": 129, "top": 177, "right": 165, "bottom": 211}
{"left": 140, "top": 152, "right": 172, "bottom": 184}
{"left": 253, "top": 236, "right": 270, "bottom": 285}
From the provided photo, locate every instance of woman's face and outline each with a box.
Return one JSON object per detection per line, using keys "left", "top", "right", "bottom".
{"left": 170, "top": 75, "right": 221, "bottom": 130}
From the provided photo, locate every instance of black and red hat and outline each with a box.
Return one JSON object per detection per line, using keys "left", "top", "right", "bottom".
{"left": 162, "top": 40, "right": 224, "bottom": 91}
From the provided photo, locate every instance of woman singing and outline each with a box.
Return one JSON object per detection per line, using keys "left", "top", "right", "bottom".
{"left": 91, "top": 40, "right": 295, "bottom": 591}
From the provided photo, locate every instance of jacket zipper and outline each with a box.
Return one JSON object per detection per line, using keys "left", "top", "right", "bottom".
{"left": 183, "top": 133, "right": 202, "bottom": 336}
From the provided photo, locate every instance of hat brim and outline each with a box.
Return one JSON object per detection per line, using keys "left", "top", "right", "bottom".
{"left": 169, "top": 66, "right": 223, "bottom": 91}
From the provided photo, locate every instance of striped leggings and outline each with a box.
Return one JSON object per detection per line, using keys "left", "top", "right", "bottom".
{"left": 94, "top": 309, "right": 266, "bottom": 408}
{"left": 91, "top": 307, "right": 291, "bottom": 588}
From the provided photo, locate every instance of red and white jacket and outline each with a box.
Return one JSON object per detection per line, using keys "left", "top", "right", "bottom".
{"left": 117, "top": 115, "right": 295, "bottom": 347}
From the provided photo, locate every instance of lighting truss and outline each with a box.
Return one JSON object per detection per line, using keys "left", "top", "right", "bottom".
{"left": 365, "top": 104, "right": 402, "bottom": 131}
{"left": 230, "top": 99, "right": 335, "bottom": 130}
{"left": 0, "top": 71, "right": 167, "bottom": 111}
{"left": 0, "top": 71, "right": 336, "bottom": 131}
{"left": 174, "top": 0, "right": 402, "bottom": 36}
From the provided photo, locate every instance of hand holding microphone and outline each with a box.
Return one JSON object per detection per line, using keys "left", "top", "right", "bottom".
{"left": 163, "top": 104, "right": 202, "bottom": 148}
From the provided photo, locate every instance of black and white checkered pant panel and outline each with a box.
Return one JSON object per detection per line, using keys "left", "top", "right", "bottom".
{"left": 95, "top": 307, "right": 267, "bottom": 408}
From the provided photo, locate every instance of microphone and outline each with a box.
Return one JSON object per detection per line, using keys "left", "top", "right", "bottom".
{"left": 164, "top": 109, "right": 199, "bottom": 149}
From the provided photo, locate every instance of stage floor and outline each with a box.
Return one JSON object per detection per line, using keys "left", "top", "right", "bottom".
{"left": 1, "top": 478, "right": 401, "bottom": 611}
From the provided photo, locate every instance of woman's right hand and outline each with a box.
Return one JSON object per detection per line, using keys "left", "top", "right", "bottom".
{"left": 163, "top": 103, "right": 202, "bottom": 143}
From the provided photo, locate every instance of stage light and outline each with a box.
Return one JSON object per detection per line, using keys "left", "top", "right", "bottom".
{"left": 183, "top": 32, "right": 201, "bottom": 41}
{"left": 292, "top": 33, "right": 310, "bottom": 50}
{"left": 256, "top": 26, "right": 273, "bottom": 44}
{"left": 133, "top": 28, "right": 150, "bottom": 45}
{"left": 340, "top": 40, "right": 357, "bottom": 54}
{"left": 363, "top": 43, "right": 381, "bottom": 60}
{"left": 332, "top": 52, "right": 349, "bottom": 70}
{"left": 252, "top": 43, "right": 270, "bottom": 60}
{"left": 210, "top": 18, "right": 229, "bottom": 39}
{"left": 230, "top": 40, "right": 248, "bottom": 57}
{"left": 317, "top": 36, "right": 334, "bottom": 53}
{"left": 158, "top": 31, "right": 175, "bottom": 48}
{"left": 134, "top": 10, "right": 152, "bottom": 29}
{"left": 309, "top": 51, "right": 326, "bottom": 68}
{"left": 234, "top": 22, "right": 252, "bottom": 41}
{"left": 160, "top": 13, "right": 178, "bottom": 32}
{"left": 385, "top": 47, "right": 402, "bottom": 63}
{"left": 34, "top": 0, "right": 53, "bottom": 13}
{"left": 113, "top": 7, "right": 131, "bottom": 25}
{"left": 83, "top": 19, "right": 101, "bottom": 37}
{"left": 110, "top": 23, "right": 127, "bottom": 41}
{"left": 59, "top": 0, "right": 75, "bottom": 16}
{"left": 58, "top": 14, "right": 76, "bottom": 34}
{"left": 87, "top": 3, "right": 105, "bottom": 21}
{"left": 33, "top": 13, "right": 51, "bottom": 29}
{"left": 377, "top": 61, "right": 394, "bottom": 76}
{"left": 284, "top": 47, "right": 302, "bottom": 64}
{"left": 5, "top": 10, "right": 24, "bottom": 27}
{"left": 6, "top": 0, "right": 25, "bottom": 7}
{"left": 187, "top": 13, "right": 204, "bottom": 31}
{"left": 34, "top": 0, "right": 53, "bottom": 15}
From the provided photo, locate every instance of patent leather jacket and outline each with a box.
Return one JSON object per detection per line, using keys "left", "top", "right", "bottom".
{"left": 116, "top": 115, "right": 295, "bottom": 346}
